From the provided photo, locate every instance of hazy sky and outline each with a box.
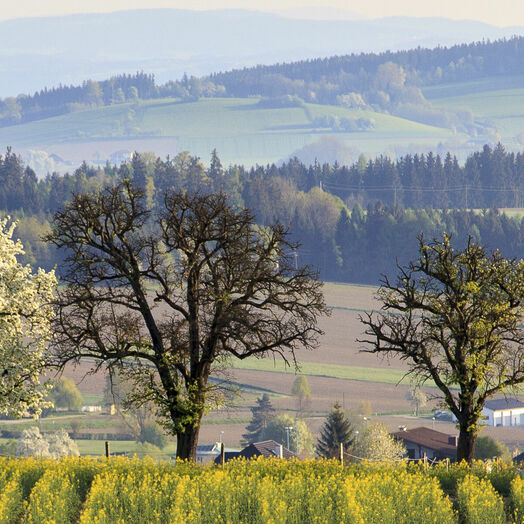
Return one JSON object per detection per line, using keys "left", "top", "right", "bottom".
{"left": 2, "top": 0, "right": 524, "bottom": 27}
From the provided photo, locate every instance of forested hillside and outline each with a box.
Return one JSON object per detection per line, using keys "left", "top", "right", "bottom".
{"left": 3, "top": 37, "right": 524, "bottom": 133}
{"left": 3, "top": 144, "right": 524, "bottom": 284}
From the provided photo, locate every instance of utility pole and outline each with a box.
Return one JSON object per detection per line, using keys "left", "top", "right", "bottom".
{"left": 284, "top": 426, "right": 293, "bottom": 451}
{"left": 393, "top": 185, "right": 397, "bottom": 207}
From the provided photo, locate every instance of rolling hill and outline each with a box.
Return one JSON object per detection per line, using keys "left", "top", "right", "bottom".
{"left": 424, "top": 75, "right": 524, "bottom": 148}
{"left": 0, "top": 96, "right": 455, "bottom": 172}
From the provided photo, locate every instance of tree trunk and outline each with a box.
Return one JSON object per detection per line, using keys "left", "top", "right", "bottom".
{"left": 457, "top": 424, "right": 477, "bottom": 462}
{"left": 176, "top": 423, "right": 202, "bottom": 461}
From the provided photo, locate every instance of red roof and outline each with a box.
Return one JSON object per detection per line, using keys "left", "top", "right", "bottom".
{"left": 391, "top": 427, "right": 457, "bottom": 457}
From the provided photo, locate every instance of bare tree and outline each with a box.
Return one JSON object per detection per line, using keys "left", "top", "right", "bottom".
{"left": 47, "top": 182, "right": 328, "bottom": 460}
{"left": 360, "top": 235, "right": 524, "bottom": 462}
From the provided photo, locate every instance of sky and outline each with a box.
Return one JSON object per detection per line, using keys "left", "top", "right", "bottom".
{"left": 2, "top": 0, "right": 524, "bottom": 27}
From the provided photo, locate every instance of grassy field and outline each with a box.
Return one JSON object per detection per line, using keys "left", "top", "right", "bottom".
{"left": 1, "top": 75, "right": 523, "bottom": 171}
{"left": 230, "top": 358, "right": 412, "bottom": 386}
{"left": 424, "top": 75, "right": 524, "bottom": 147}
{"left": 0, "top": 97, "right": 454, "bottom": 169}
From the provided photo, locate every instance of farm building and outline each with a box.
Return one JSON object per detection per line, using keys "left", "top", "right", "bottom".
{"left": 214, "top": 440, "right": 296, "bottom": 464}
{"left": 481, "top": 398, "right": 524, "bottom": 427}
{"left": 196, "top": 442, "right": 240, "bottom": 464}
{"left": 391, "top": 427, "right": 457, "bottom": 461}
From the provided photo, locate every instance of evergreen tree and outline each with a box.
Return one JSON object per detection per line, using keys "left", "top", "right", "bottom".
{"left": 208, "top": 149, "right": 224, "bottom": 192}
{"left": 131, "top": 152, "right": 148, "bottom": 190}
{"left": 242, "top": 394, "right": 275, "bottom": 444}
{"left": 316, "top": 401, "right": 355, "bottom": 458}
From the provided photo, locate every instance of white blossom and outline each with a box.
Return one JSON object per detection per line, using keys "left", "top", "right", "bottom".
{"left": 353, "top": 422, "right": 406, "bottom": 462}
{"left": 16, "top": 427, "right": 79, "bottom": 458}
{"left": 0, "top": 218, "right": 57, "bottom": 417}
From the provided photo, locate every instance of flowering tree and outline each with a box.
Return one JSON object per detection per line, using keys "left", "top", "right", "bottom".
{"left": 0, "top": 218, "right": 56, "bottom": 417}
{"left": 352, "top": 422, "right": 406, "bottom": 462}
{"left": 16, "top": 428, "right": 79, "bottom": 458}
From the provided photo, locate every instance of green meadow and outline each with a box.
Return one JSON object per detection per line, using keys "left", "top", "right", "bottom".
{"left": 0, "top": 97, "right": 454, "bottom": 167}
{"left": 424, "top": 75, "right": 524, "bottom": 146}
{"left": 230, "top": 358, "right": 413, "bottom": 386}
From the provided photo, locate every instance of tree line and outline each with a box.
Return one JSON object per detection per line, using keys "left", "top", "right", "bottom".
{"left": 3, "top": 145, "right": 524, "bottom": 284}
{"left": 210, "top": 36, "right": 524, "bottom": 95}
{"left": 0, "top": 72, "right": 156, "bottom": 126}
{"left": 2, "top": 37, "right": 524, "bottom": 131}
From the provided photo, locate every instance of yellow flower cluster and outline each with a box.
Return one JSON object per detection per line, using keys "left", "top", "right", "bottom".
{"left": 511, "top": 476, "right": 524, "bottom": 523}
{"left": 345, "top": 465, "right": 455, "bottom": 523}
{"left": 456, "top": 474, "right": 505, "bottom": 524}
{"left": 80, "top": 458, "right": 455, "bottom": 523}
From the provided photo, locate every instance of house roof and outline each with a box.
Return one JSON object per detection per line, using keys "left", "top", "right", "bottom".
{"left": 484, "top": 398, "right": 524, "bottom": 411}
{"left": 513, "top": 451, "right": 524, "bottom": 464}
{"left": 391, "top": 427, "right": 457, "bottom": 457}
{"left": 214, "top": 440, "right": 296, "bottom": 464}
{"left": 197, "top": 444, "right": 218, "bottom": 453}
{"left": 241, "top": 440, "right": 296, "bottom": 459}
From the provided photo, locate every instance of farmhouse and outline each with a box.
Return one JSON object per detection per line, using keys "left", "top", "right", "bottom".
{"left": 481, "top": 398, "right": 524, "bottom": 427}
{"left": 196, "top": 442, "right": 240, "bottom": 464}
{"left": 214, "top": 440, "right": 296, "bottom": 464}
{"left": 391, "top": 427, "right": 457, "bottom": 461}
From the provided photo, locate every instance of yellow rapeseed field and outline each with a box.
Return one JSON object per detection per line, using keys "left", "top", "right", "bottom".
{"left": 0, "top": 456, "right": 518, "bottom": 523}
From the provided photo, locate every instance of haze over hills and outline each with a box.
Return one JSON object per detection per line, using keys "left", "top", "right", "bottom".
{"left": 0, "top": 8, "right": 522, "bottom": 98}
{"left": 272, "top": 7, "right": 366, "bottom": 21}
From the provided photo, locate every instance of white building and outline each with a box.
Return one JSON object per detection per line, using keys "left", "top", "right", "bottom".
{"left": 481, "top": 398, "right": 524, "bottom": 427}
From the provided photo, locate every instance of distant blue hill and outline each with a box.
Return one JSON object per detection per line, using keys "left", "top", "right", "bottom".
{"left": 0, "top": 8, "right": 521, "bottom": 97}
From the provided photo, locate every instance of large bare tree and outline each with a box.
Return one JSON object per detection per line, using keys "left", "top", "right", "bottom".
{"left": 47, "top": 182, "right": 327, "bottom": 460}
{"left": 360, "top": 235, "right": 524, "bottom": 462}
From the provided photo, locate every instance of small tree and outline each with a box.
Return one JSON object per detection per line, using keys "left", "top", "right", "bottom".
{"left": 47, "top": 429, "right": 80, "bottom": 458}
{"left": 139, "top": 421, "right": 168, "bottom": 449}
{"left": 104, "top": 370, "right": 168, "bottom": 448}
{"left": 316, "top": 401, "right": 355, "bottom": 458}
{"left": 0, "top": 218, "right": 56, "bottom": 418}
{"left": 242, "top": 394, "right": 275, "bottom": 444}
{"left": 49, "top": 377, "right": 83, "bottom": 411}
{"left": 352, "top": 422, "right": 405, "bottom": 462}
{"left": 358, "top": 401, "right": 372, "bottom": 417}
{"left": 406, "top": 387, "right": 427, "bottom": 417}
{"left": 291, "top": 376, "right": 311, "bottom": 412}
{"left": 126, "top": 86, "right": 139, "bottom": 102}
{"left": 69, "top": 419, "right": 84, "bottom": 437}
{"left": 360, "top": 235, "right": 524, "bottom": 462}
